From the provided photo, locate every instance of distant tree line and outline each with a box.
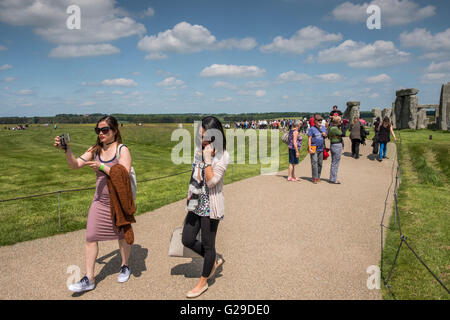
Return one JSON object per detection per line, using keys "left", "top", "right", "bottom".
{"left": 0, "top": 111, "right": 376, "bottom": 125}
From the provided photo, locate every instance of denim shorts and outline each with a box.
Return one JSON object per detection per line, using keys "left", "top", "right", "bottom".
{"left": 289, "top": 148, "right": 299, "bottom": 164}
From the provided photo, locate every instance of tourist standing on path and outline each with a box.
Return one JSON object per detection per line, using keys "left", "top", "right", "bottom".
{"left": 308, "top": 116, "right": 327, "bottom": 184}
{"left": 54, "top": 115, "right": 134, "bottom": 293}
{"left": 328, "top": 116, "right": 344, "bottom": 184}
{"left": 377, "top": 116, "right": 397, "bottom": 162}
{"left": 287, "top": 120, "right": 303, "bottom": 182}
{"left": 182, "top": 116, "right": 229, "bottom": 298}
{"left": 349, "top": 116, "right": 362, "bottom": 159}
{"left": 329, "top": 105, "right": 343, "bottom": 118}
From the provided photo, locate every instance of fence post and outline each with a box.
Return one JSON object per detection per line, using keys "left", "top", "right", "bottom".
{"left": 58, "top": 191, "right": 61, "bottom": 231}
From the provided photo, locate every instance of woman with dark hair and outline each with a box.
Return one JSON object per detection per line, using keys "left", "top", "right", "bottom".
{"left": 54, "top": 115, "right": 134, "bottom": 293}
{"left": 182, "top": 116, "right": 229, "bottom": 298}
{"left": 377, "top": 116, "right": 397, "bottom": 162}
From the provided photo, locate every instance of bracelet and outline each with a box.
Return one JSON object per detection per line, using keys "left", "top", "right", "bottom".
{"left": 99, "top": 163, "right": 105, "bottom": 171}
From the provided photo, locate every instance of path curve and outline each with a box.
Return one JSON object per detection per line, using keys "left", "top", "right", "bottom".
{"left": 0, "top": 138, "right": 397, "bottom": 300}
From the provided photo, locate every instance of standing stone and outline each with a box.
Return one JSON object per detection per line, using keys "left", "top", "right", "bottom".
{"left": 437, "top": 82, "right": 450, "bottom": 130}
{"left": 344, "top": 101, "right": 360, "bottom": 120}
{"left": 394, "top": 88, "right": 419, "bottom": 129}
{"left": 178, "top": 123, "right": 183, "bottom": 129}
{"left": 381, "top": 108, "right": 392, "bottom": 119}
{"left": 391, "top": 102, "right": 396, "bottom": 129}
{"left": 372, "top": 108, "right": 382, "bottom": 122}
{"left": 416, "top": 108, "right": 428, "bottom": 129}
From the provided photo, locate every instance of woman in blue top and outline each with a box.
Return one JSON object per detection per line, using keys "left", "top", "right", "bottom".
{"left": 307, "top": 116, "right": 327, "bottom": 184}
{"left": 287, "top": 120, "right": 303, "bottom": 182}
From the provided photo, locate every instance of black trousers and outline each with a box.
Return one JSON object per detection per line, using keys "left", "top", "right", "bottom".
{"left": 182, "top": 211, "right": 220, "bottom": 278}
{"left": 351, "top": 139, "right": 361, "bottom": 158}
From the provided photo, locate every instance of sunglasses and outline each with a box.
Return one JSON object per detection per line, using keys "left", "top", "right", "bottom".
{"left": 95, "top": 126, "right": 111, "bottom": 135}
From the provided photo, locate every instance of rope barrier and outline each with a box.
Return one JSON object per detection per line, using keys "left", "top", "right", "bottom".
{"left": 380, "top": 130, "right": 449, "bottom": 296}
{"left": 0, "top": 169, "right": 191, "bottom": 203}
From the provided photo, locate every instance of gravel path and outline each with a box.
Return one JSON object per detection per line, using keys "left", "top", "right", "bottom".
{"left": 0, "top": 138, "right": 397, "bottom": 300}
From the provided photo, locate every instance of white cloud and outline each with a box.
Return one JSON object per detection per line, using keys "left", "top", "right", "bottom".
{"left": 200, "top": 64, "right": 265, "bottom": 78}
{"left": 277, "top": 71, "right": 312, "bottom": 82}
{"left": 157, "top": 77, "right": 185, "bottom": 87}
{"left": 217, "top": 97, "right": 232, "bottom": 102}
{"left": 369, "top": 93, "right": 380, "bottom": 98}
{"left": 260, "top": 26, "right": 342, "bottom": 54}
{"left": 19, "top": 102, "right": 33, "bottom": 107}
{"left": 194, "top": 91, "right": 204, "bottom": 97}
{"left": 400, "top": 28, "right": 450, "bottom": 52}
{"left": 255, "top": 90, "right": 266, "bottom": 97}
{"left": 3, "top": 77, "right": 16, "bottom": 82}
{"left": 143, "top": 7, "right": 155, "bottom": 17}
{"left": 238, "top": 89, "right": 266, "bottom": 97}
{"left": 316, "top": 73, "right": 344, "bottom": 82}
{"left": 131, "top": 72, "right": 141, "bottom": 76}
{"left": 102, "top": 78, "right": 138, "bottom": 87}
{"left": 80, "top": 101, "right": 96, "bottom": 106}
{"left": 138, "top": 22, "right": 216, "bottom": 55}
{"left": 282, "top": 95, "right": 289, "bottom": 100}
{"left": 365, "top": 74, "right": 392, "bottom": 83}
{"left": 422, "top": 73, "right": 448, "bottom": 82}
{"left": 0, "top": 45, "right": 7, "bottom": 51}
{"left": 215, "top": 38, "right": 257, "bottom": 51}
{"left": 0, "top": 0, "right": 146, "bottom": 45}
{"left": 138, "top": 21, "right": 256, "bottom": 58}
{"left": 277, "top": 71, "right": 343, "bottom": 83}
{"left": 244, "top": 81, "right": 270, "bottom": 88}
{"left": 48, "top": 44, "right": 120, "bottom": 58}
{"left": 426, "top": 61, "right": 450, "bottom": 73}
{"left": 315, "top": 40, "right": 410, "bottom": 68}
{"left": 0, "top": 64, "right": 13, "bottom": 70}
{"left": 112, "top": 90, "right": 125, "bottom": 95}
{"left": 422, "top": 62, "right": 450, "bottom": 83}
{"left": 331, "top": 0, "right": 435, "bottom": 26}
{"left": 144, "top": 52, "right": 168, "bottom": 60}
{"left": 17, "top": 89, "right": 34, "bottom": 95}
{"left": 212, "top": 81, "right": 237, "bottom": 90}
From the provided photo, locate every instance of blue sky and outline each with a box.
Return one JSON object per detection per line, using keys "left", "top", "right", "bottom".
{"left": 0, "top": 0, "right": 449, "bottom": 117}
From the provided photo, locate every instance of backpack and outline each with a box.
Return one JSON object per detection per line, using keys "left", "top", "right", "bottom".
{"left": 282, "top": 130, "right": 290, "bottom": 145}
{"left": 117, "top": 144, "right": 137, "bottom": 201}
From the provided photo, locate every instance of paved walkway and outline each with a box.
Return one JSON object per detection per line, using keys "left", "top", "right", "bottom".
{"left": 0, "top": 138, "right": 397, "bottom": 299}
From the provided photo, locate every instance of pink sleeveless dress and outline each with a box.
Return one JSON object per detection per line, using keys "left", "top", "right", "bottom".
{"left": 86, "top": 153, "right": 125, "bottom": 242}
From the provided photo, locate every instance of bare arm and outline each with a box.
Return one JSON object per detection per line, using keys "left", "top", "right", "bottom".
{"left": 293, "top": 130, "right": 299, "bottom": 153}
{"left": 390, "top": 125, "right": 397, "bottom": 141}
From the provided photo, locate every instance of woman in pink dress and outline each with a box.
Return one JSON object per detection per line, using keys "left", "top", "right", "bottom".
{"left": 54, "top": 116, "right": 133, "bottom": 293}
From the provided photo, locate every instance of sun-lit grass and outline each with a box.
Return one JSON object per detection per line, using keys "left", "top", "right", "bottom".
{"left": 0, "top": 123, "right": 303, "bottom": 246}
{"left": 381, "top": 129, "right": 450, "bottom": 300}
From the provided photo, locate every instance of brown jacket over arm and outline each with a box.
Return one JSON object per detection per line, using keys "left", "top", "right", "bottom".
{"left": 107, "top": 164, "right": 136, "bottom": 245}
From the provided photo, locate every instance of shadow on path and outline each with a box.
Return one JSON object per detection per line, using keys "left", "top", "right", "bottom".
{"left": 72, "top": 244, "right": 148, "bottom": 298}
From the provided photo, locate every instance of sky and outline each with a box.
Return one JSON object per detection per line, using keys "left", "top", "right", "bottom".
{"left": 0, "top": 0, "right": 449, "bottom": 117}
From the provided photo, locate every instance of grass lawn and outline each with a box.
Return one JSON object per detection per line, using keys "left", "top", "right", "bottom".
{"left": 381, "top": 129, "right": 450, "bottom": 300}
{"left": 0, "top": 123, "right": 306, "bottom": 246}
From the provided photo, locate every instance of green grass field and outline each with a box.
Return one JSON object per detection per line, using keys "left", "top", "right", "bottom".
{"left": 382, "top": 129, "right": 450, "bottom": 300}
{"left": 0, "top": 124, "right": 307, "bottom": 246}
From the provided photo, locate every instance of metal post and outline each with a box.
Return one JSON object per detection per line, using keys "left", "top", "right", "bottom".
{"left": 58, "top": 191, "right": 61, "bottom": 231}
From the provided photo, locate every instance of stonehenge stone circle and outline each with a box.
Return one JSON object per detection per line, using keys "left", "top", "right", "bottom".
{"left": 372, "top": 108, "right": 382, "bottom": 122}
{"left": 393, "top": 88, "right": 419, "bottom": 129}
{"left": 437, "top": 82, "right": 450, "bottom": 130}
{"left": 344, "top": 101, "right": 360, "bottom": 120}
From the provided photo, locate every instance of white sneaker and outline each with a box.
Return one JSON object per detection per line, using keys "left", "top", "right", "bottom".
{"left": 118, "top": 265, "right": 131, "bottom": 283}
{"left": 68, "top": 275, "right": 95, "bottom": 293}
